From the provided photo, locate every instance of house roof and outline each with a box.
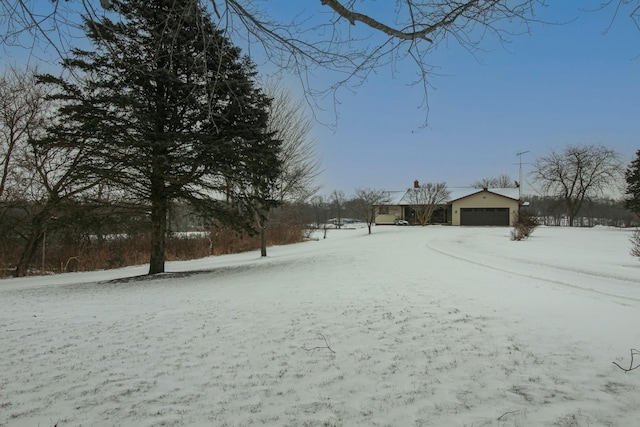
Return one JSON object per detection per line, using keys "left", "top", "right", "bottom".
{"left": 383, "top": 190, "right": 409, "bottom": 205}
{"left": 380, "top": 187, "right": 520, "bottom": 205}
{"left": 448, "top": 187, "right": 520, "bottom": 203}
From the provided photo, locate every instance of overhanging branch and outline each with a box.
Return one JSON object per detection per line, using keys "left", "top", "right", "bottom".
{"left": 321, "top": 0, "right": 439, "bottom": 42}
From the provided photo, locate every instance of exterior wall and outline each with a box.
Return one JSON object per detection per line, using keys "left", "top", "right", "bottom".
{"left": 375, "top": 206, "right": 403, "bottom": 225}
{"left": 451, "top": 192, "right": 519, "bottom": 226}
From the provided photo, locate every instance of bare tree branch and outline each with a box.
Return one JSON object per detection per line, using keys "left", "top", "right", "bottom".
{"left": 2, "top": 1, "right": 550, "bottom": 127}
{"left": 613, "top": 348, "right": 640, "bottom": 372}
{"left": 302, "top": 333, "right": 336, "bottom": 354}
{"left": 265, "top": 82, "right": 321, "bottom": 204}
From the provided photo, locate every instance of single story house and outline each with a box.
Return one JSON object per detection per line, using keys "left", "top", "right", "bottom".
{"left": 376, "top": 187, "right": 522, "bottom": 226}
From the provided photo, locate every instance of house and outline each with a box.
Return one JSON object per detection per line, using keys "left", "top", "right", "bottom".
{"left": 375, "top": 186, "right": 522, "bottom": 226}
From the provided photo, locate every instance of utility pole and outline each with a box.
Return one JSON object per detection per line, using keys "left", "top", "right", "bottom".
{"left": 516, "top": 150, "right": 529, "bottom": 200}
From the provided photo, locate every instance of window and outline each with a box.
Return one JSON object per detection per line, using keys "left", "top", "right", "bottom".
{"left": 378, "top": 206, "right": 389, "bottom": 215}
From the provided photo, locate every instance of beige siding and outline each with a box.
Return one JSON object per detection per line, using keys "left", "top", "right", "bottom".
{"left": 451, "top": 192, "right": 519, "bottom": 226}
{"left": 375, "top": 206, "right": 403, "bottom": 225}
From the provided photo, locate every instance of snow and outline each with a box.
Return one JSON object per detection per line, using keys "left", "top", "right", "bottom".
{"left": 2, "top": 225, "right": 640, "bottom": 426}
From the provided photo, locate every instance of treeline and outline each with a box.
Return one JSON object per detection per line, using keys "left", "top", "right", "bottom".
{"left": 523, "top": 195, "right": 635, "bottom": 228}
{"left": 2, "top": 192, "right": 634, "bottom": 277}
{"left": 0, "top": 201, "right": 311, "bottom": 278}
{"left": 302, "top": 191, "right": 638, "bottom": 229}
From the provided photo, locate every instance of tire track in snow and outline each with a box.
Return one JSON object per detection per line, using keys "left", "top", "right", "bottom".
{"left": 425, "top": 239, "right": 640, "bottom": 304}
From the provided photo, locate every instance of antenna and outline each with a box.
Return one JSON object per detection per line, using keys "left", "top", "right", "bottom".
{"left": 516, "top": 151, "right": 529, "bottom": 199}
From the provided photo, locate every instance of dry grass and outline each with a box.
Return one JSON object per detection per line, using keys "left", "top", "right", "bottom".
{"left": 210, "top": 222, "right": 308, "bottom": 256}
{"left": 0, "top": 222, "right": 310, "bottom": 277}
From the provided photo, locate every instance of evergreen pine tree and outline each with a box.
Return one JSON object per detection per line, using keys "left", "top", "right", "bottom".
{"left": 625, "top": 149, "right": 640, "bottom": 218}
{"left": 39, "top": 0, "right": 280, "bottom": 274}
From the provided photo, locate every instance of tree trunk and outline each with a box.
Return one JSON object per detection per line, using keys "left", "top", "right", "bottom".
{"left": 14, "top": 218, "right": 45, "bottom": 277}
{"left": 367, "top": 224, "right": 372, "bottom": 234}
{"left": 148, "top": 191, "right": 168, "bottom": 275}
{"left": 260, "top": 220, "right": 267, "bottom": 257}
{"left": 568, "top": 212, "right": 575, "bottom": 227}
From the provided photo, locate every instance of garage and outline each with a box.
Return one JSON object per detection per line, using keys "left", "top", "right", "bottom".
{"left": 460, "top": 207, "right": 510, "bottom": 226}
{"left": 450, "top": 188, "right": 521, "bottom": 226}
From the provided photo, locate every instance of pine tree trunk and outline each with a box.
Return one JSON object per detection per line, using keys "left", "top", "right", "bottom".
{"left": 260, "top": 220, "right": 267, "bottom": 257}
{"left": 148, "top": 188, "right": 168, "bottom": 275}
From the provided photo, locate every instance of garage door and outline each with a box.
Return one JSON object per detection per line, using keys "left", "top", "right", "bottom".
{"left": 460, "top": 208, "right": 509, "bottom": 226}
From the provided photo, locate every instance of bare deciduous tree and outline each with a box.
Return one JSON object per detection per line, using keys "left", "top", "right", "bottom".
{"left": 255, "top": 83, "right": 321, "bottom": 257}
{"left": 0, "top": 68, "right": 101, "bottom": 276}
{"left": 530, "top": 144, "right": 622, "bottom": 227}
{"left": 0, "top": 68, "right": 51, "bottom": 274}
{"left": 0, "top": 67, "right": 47, "bottom": 201}
{"left": 330, "top": 189, "right": 346, "bottom": 228}
{"left": 266, "top": 83, "right": 321, "bottom": 204}
{"left": 472, "top": 174, "right": 516, "bottom": 189}
{"left": 352, "top": 188, "right": 390, "bottom": 234}
{"left": 405, "top": 181, "right": 450, "bottom": 226}
{"left": 309, "top": 195, "right": 326, "bottom": 229}
{"left": 13, "top": 136, "right": 98, "bottom": 276}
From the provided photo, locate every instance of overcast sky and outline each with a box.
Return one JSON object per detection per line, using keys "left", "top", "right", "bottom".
{"left": 4, "top": 1, "right": 639, "bottom": 198}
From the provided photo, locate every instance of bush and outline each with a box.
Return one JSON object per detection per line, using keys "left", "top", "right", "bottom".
{"left": 209, "top": 220, "right": 309, "bottom": 256}
{"left": 511, "top": 210, "right": 539, "bottom": 241}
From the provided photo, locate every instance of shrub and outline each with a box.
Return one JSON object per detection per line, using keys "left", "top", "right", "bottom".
{"left": 511, "top": 210, "right": 539, "bottom": 241}
{"left": 209, "top": 220, "right": 309, "bottom": 256}
{"left": 0, "top": 205, "right": 312, "bottom": 276}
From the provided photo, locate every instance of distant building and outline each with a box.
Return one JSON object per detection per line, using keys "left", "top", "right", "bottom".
{"left": 376, "top": 187, "right": 522, "bottom": 226}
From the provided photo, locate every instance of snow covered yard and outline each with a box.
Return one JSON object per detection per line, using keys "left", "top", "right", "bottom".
{"left": 1, "top": 225, "right": 640, "bottom": 426}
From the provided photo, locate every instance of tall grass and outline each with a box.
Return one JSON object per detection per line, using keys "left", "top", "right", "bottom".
{"left": 0, "top": 222, "right": 310, "bottom": 277}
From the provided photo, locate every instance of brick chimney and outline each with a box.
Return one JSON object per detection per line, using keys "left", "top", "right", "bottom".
{"left": 413, "top": 179, "right": 419, "bottom": 188}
